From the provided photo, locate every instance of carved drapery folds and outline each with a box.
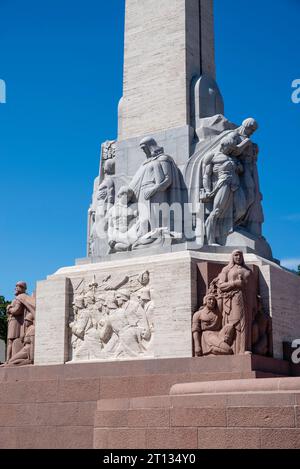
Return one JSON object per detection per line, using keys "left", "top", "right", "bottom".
{"left": 193, "top": 251, "right": 273, "bottom": 358}
{"left": 69, "top": 271, "right": 154, "bottom": 361}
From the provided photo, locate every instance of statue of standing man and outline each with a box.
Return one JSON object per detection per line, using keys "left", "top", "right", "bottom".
{"left": 6, "top": 281, "right": 36, "bottom": 362}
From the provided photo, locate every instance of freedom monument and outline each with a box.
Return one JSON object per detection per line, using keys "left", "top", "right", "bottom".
{"left": 1, "top": 0, "right": 300, "bottom": 450}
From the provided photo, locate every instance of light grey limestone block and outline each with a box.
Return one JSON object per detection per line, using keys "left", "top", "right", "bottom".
{"left": 34, "top": 277, "right": 71, "bottom": 365}
{"left": 120, "top": 0, "right": 217, "bottom": 140}
{"left": 226, "top": 229, "right": 273, "bottom": 261}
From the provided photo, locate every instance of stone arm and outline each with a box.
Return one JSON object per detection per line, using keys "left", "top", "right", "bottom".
{"left": 70, "top": 315, "right": 89, "bottom": 340}
{"left": 192, "top": 311, "right": 202, "bottom": 357}
{"left": 7, "top": 300, "right": 24, "bottom": 317}
{"left": 234, "top": 138, "right": 252, "bottom": 156}
{"left": 202, "top": 163, "right": 213, "bottom": 195}
{"left": 219, "top": 269, "right": 250, "bottom": 292}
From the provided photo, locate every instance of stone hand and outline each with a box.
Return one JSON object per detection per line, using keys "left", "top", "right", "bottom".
{"left": 219, "top": 282, "right": 232, "bottom": 292}
{"left": 195, "top": 346, "right": 202, "bottom": 357}
{"left": 200, "top": 191, "right": 213, "bottom": 203}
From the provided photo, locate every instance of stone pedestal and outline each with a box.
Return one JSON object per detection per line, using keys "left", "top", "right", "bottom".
{"left": 34, "top": 251, "right": 300, "bottom": 366}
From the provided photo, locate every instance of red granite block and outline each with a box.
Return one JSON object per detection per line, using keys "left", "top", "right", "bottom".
{"left": 16, "top": 426, "right": 58, "bottom": 449}
{"left": 93, "top": 428, "right": 109, "bottom": 449}
{"left": 15, "top": 404, "right": 36, "bottom": 426}
{"left": 171, "top": 407, "right": 226, "bottom": 427}
{"left": 94, "top": 410, "right": 128, "bottom": 428}
{"left": 104, "top": 428, "right": 147, "bottom": 449}
{"left": 0, "top": 427, "right": 18, "bottom": 449}
{"left": 227, "top": 406, "right": 295, "bottom": 428}
{"left": 146, "top": 428, "right": 198, "bottom": 449}
{"left": 31, "top": 380, "right": 59, "bottom": 403}
{"left": 58, "top": 378, "right": 100, "bottom": 402}
{"left": 56, "top": 426, "right": 94, "bottom": 449}
{"left": 130, "top": 395, "right": 171, "bottom": 409}
{"left": 0, "top": 404, "right": 17, "bottom": 426}
{"left": 78, "top": 401, "right": 97, "bottom": 426}
{"left": 128, "top": 408, "right": 170, "bottom": 428}
{"left": 261, "top": 429, "right": 300, "bottom": 449}
{"left": 198, "top": 428, "right": 261, "bottom": 449}
{"left": 97, "top": 398, "right": 130, "bottom": 411}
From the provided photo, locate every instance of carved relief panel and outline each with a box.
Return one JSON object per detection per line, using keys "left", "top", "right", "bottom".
{"left": 69, "top": 271, "right": 154, "bottom": 361}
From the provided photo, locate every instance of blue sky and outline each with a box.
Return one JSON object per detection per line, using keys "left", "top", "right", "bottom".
{"left": 0, "top": 0, "right": 299, "bottom": 299}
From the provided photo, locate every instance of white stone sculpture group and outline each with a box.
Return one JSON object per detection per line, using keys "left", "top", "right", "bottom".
{"left": 69, "top": 271, "right": 154, "bottom": 361}
{"left": 88, "top": 116, "right": 266, "bottom": 258}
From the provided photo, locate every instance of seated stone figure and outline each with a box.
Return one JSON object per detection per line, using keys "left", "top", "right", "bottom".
{"left": 192, "top": 294, "right": 234, "bottom": 356}
{"left": 107, "top": 186, "right": 138, "bottom": 253}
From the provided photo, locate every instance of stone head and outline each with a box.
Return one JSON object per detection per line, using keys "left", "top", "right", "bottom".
{"left": 139, "top": 137, "right": 163, "bottom": 159}
{"left": 220, "top": 135, "right": 238, "bottom": 156}
{"left": 241, "top": 118, "right": 258, "bottom": 137}
{"left": 232, "top": 250, "right": 244, "bottom": 266}
{"left": 139, "top": 270, "right": 150, "bottom": 286}
{"left": 137, "top": 288, "right": 151, "bottom": 306}
{"left": 104, "top": 159, "right": 115, "bottom": 176}
{"left": 203, "top": 294, "right": 217, "bottom": 311}
{"left": 25, "top": 312, "right": 34, "bottom": 325}
{"left": 117, "top": 186, "right": 133, "bottom": 206}
{"left": 115, "top": 290, "right": 130, "bottom": 307}
{"left": 84, "top": 292, "right": 95, "bottom": 306}
{"left": 15, "top": 281, "right": 27, "bottom": 296}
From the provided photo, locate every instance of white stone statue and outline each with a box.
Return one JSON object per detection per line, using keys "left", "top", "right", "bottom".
{"left": 201, "top": 134, "right": 246, "bottom": 245}
{"left": 107, "top": 186, "right": 138, "bottom": 253}
{"left": 129, "top": 137, "right": 183, "bottom": 245}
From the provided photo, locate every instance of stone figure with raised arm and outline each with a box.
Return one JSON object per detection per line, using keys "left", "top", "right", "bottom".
{"left": 200, "top": 135, "right": 246, "bottom": 245}
{"left": 5, "top": 281, "right": 36, "bottom": 362}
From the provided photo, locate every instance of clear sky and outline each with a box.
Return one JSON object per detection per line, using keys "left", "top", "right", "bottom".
{"left": 0, "top": 0, "right": 299, "bottom": 299}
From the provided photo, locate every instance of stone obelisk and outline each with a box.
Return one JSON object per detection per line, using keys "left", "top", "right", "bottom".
{"left": 117, "top": 0, "right": 223, "bottom": 169}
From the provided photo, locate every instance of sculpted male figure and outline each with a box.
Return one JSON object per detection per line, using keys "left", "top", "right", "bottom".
{"left": 6, "top": 282, "right": 36, "bottom": 362}
{"left": 232, "top": 118, "right": 264, "bottom": 236}
{"left": 129, "top": 137, "right": 183, "bottom": 240}
{"left": 4, "top": 313, "right": 35, "bottom": 367}
{"left": 201, "top": 135, "right": 246, "bottom": 245}
{"left": 107, "top": 186, "right": 138, "bottom": 253}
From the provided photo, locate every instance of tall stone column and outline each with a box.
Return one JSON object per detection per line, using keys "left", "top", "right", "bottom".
{"left": 118, "top": 0, "right": 220, "bottom": 142}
